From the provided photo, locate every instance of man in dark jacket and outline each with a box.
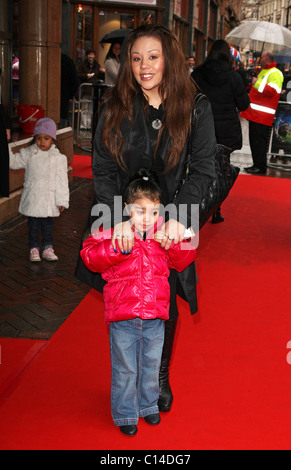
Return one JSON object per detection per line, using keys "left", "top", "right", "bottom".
{"left": 78, "top": 49, "right": 104, "bottom": 84}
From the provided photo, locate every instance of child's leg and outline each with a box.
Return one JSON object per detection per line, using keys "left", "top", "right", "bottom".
{"left": 109, "top": 319, "right": 140, "bottom": 427}
{"left": 27, "top": 217, "right": 41, "bottom": 250}
{"left": 138, "top": 318, "right": 165, "bottom": 418}
{"left": 41, "top": 217, "right": 54, "bottom": 249}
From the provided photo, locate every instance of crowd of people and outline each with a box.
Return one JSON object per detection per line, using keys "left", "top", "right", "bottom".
{"left": 2, "top": 23, "right": 286, "bottom": 438}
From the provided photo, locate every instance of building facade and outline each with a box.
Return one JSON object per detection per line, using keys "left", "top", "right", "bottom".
{"left": 241, "top": 0, "right": 291, "bottom": 28}
{"left": 0, "top": 0, "right": 242, "bottom": 225}
{"left": 1, "top": 0, "right": 242, "bottom": 124}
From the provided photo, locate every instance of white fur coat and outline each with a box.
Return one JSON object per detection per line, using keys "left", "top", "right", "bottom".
{"left": 9, "top": 143, "right": 69, "bottom": 217}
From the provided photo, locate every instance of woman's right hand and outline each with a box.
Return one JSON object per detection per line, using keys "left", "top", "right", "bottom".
{"left": 112, "top": 221, "right": 135, "bottom": 253}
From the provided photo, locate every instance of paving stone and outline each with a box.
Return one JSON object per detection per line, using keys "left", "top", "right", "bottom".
{"left": 0, "top": 177, "right": 93, "bottom": 340}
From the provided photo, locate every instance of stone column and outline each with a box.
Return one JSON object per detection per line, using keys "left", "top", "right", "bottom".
{"left": 18, "top": 0, "right": 62, "bottom": 124}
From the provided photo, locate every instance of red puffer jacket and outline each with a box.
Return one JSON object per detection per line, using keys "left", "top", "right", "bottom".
{"left": 80, "top": 220, "right": 196, "bottom": 324}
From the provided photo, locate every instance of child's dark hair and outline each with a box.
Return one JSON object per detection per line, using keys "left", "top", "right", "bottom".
{"left": 124, "top": 169, "right": 162, "bottom": 205}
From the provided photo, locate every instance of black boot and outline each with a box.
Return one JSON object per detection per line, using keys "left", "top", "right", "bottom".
{"left": 158, "top": 318, "right": 178, "bottom": 412}
{"left": 211, "top": 207, "right": 224, "bottom": 224}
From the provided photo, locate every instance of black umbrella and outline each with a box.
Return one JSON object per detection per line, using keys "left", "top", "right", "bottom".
{"left": 99, "top": 28, "right": 132, "bottom": 44}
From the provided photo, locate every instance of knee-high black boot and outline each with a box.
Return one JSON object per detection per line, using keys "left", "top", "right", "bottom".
{"left": 158, "top": 317, "right": 178, "bottom": 412}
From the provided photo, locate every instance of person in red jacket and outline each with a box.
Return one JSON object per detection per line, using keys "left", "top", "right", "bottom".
{"left": 241, "top": 50, "right": 283, "bottom": 174}
{"left": 80, "top": 169, "right": 196, "bottom": 436}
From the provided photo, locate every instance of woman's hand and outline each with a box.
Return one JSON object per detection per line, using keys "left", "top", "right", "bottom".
{"left": 112, "top": 221, "right": 135, "bottom": 253}
{"left": 155, "top": 219, "right": 185, "bottom": 251}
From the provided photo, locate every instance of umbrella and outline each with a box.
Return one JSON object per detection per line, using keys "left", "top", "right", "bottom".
{"left": 230, "top": 46, "right": 241, "bottom": 61}
{"left": 274, "top": 48, "right": 291, "bottom": 63}
{"left": 99, "top": 28, "right": 132, "bottom": 44}
{"left": 225, "top": 21, "right": 291, "bottom": 53}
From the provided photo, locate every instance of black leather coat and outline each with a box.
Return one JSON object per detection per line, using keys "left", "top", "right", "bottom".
{"left": 75, "top": 94, "right": 216, "bottom": 315}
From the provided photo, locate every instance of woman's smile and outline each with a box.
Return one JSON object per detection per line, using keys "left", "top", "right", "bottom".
{"left": 140, "top": 73, "right": 155, "bottom": 80}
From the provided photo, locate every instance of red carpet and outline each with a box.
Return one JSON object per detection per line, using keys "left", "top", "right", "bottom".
{"left": 71, "top": 154, "right": 92, "bottom": 179}
{"left": 1, "top": 174, "right": 291, "bottom": 450}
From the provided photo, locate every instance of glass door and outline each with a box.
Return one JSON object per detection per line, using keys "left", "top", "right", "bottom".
{"left": 98, "top": 9, "right": 136, "bottom": 67}
{"left": 74, "top": 4, "right": 93, "bottom": 67}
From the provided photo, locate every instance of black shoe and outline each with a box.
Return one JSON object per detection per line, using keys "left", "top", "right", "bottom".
{"left": 119, "top": 425, "right": 138, "bottom": 436}
{"left": 211, "top": 208, "right": 224, "bottom": 224}
{"left": 244, "top": 166, "right": 266, "bottom": 174}
{"left": 244, "top": 165, "right": 255, "bottom": 171}
{"left": 144, "top": 413, "right": 161, "bottom": 425}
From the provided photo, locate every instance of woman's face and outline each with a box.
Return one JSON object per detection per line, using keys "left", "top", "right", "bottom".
{"left": 112, "top": 43, "right": 121, "bottom": 57}
{"left": 131, "top": 36, "right": 164, "bottom": 105}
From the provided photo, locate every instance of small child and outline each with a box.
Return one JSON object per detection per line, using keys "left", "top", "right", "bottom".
{"left": 9, "top": 118, "right": 69, "bottom": 262}
{"left": 80, "top": 169, "right": 196, "bottom": 436}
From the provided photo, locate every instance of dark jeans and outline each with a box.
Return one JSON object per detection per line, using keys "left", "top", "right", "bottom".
{"left": 249, "top": 121, "right": 272, "bottom": 170}
{"left": 28, "top": 217, "right": 53, "bottom": 250}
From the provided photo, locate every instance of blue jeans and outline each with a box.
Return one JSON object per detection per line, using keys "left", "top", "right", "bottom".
{"left": 27, "top": 217, "right": 54, "bottom": 250}
{"left": 109, "top": 318, "right": 165, "bottom": 426}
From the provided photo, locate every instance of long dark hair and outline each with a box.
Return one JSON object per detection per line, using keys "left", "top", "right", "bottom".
{"left": 105, "top": 42, "right": 121, "bottom": 61}
{"left": 102, "top": 24, "right": 197, "bottom": 172}
{"left": 206, "top": 39, "right": 232, "bottom": 66}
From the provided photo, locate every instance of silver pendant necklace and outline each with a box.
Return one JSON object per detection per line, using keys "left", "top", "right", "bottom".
{"left": 152, "top": 119, "right": 162, "bottom": 130}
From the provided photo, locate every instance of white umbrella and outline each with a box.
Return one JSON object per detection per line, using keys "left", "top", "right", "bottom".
{"left": 225, "top": 21, "right": 291, "bottom": 52}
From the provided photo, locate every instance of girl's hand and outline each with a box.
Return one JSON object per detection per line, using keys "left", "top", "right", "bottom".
{"left": 59, "top": 206, "right": 65, "bottom": 212}
{"left": 159, "top": 219, "right": 185, "bottom": 251}
{"left": 112, "top": 221, "right": 134, "bottom": 254}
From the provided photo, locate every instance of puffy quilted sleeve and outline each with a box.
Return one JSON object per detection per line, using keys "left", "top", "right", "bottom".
{"left": 232, "top": 72, "right": 250, "bottom": 111}
{"left": 174, "top": 96, "right": 216, "bottom": 228}
{"left": 80, "top": 231, "right": 128, "bottom": 273}
{"left": 167, "top": 240, "right": 196, "bottom": 272}
{"left": 92, "top": 110, "right": 120, "bottom": 229}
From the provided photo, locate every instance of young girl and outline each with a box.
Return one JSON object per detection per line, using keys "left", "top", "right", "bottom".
{"left": 80, "top": 169, "right": 196, "bottom": 436}
{"left": 9, "top": 117, "right": 69, "bottom": 262}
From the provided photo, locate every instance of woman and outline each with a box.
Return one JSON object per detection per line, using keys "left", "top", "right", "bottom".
{"left": 192, "top": 39, "right": 250, "bottom": 223}
{"left": 105, "top": 42, "right": 121, "bottom": 85}
{"left": 77, "top": 24, "right": 216, "bottom": 412}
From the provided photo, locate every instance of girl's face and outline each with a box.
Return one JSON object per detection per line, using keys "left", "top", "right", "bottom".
{"left": 131, "top": 36, "right": 164, "bottom": 105}
{"left": 127, "top": 197, "right": 160, "bottom": 234}
{"left": 35, "top": 134, "right": 53, "bottom": 151}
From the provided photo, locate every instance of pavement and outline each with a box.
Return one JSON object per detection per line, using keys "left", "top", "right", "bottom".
{"left": 1, "top": 122, "right": 290, "bottom": 340}
{"left": 0, "top": 176, "right": 94, "bottom": 340}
